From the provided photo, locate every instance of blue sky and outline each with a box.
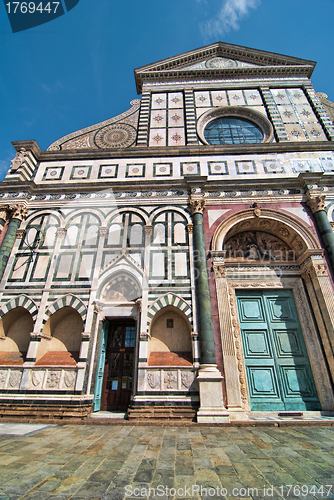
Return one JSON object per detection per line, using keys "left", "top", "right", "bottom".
{"left": 1, "top": 0, "right": 334, "bottom": 180}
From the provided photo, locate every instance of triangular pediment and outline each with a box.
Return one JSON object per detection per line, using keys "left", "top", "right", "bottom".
{"left": 180, "top": 57, "right": 260, "bottom": 71}
{"left": 135, "top": 42, "right": 316, "bottom": 93}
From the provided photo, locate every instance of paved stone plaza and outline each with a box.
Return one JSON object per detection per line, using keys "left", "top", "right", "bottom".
{"left": 0, "top": 423, "right": 333, "bottom": 500}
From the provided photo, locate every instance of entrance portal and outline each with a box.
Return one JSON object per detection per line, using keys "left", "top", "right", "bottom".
{"left": 101, "top": 321, "right": 136, "bottom": 411}
{"left": 236, "top": 289, "right": 321, "bottom": 411}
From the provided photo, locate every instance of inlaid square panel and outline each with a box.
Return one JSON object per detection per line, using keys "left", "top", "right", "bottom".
{"left": 150, "top": 110, "right": 166, "bottom": 128}
{"left": 320, "top": 158, "right": 334, "bottom": 172}
{"left": 98, "top": 164, "right": 118, "bottom": 179}
{"left": 168, "top": 93, "right": 184, "bottom": 108}
{"left": 153, "top": 163, "right": 172, "bottom": 177}
{"left": 208, "top": 161, "right": 228, "bottom": 175}
{"left": 168, "top": 109, "right": 184, "bottom": 127}
{"left": 304, "top": 124, "right": 327, "bottom": 141}
{"left": 235, "top": 160, "right": 256, "bottom": 175}
{"left": 126, "top": 164, "right": 145, "bottom": 178}
{"left": 278, "top": 105, "right": 298, "bottom": 123}
{"left": 211, "top": 90, "right": 228, "bottom": 107}
{"left": 71, "top": 166, "right": 91, "bottom": 179}
{"left": 285, "top": 124, "right": 307, "bottom": 141}
{"left": 168, "top": 129, "right": 185, "bottom": 146}
{"left": 295, "top": 104, "right": 317, "bottom": 123}
{"left": 194, "top": 91, "right": 211, "bottom": 107}
{"left": 181, "top": 162, "right": 199, "bottom": 176}
{"left": 263, "top": 160, "right": 284, "bottom": 173}
{"left": 151, "top": 93, "right": 167, "bottom": 109}
{"left": 287, "top": 88, "right": 308, "bottom": 104}
{"left": 227, "top": 90, "right": 245, "bottom": 106}
{"left": 149, "top": 129, "right": 166, "bottom": 147}
{"left": 43, "top": 167, "right": 64, "bottom": 181}
{"left": 291, "top": 160, "right": 312, "bottom": 173}
{"left": 244, "top": 89, "right": 263, "bottom": 106}
{"left": 272, "top": 89, "right": 290, "bottom": 105}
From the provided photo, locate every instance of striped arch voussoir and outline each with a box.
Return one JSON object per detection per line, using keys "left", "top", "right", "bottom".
{"left": 147, "top": 294, "right": 192, "bottom": 330}
{"left": 42, "top": 295, "right": 87, "bottom": 325}
{"left": 0, "top": 295, "right": 38, "bottom": 319}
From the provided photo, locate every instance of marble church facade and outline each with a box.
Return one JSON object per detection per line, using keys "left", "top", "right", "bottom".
{"left": 1, "top": 42, "right": 334, "bottom": 422}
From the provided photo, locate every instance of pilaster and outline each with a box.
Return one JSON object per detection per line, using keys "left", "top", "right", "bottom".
{"left": 136, "top": 91, "right": 151, "bottom": 146}
{"left": 260, "top": 87, "right": 289, "bottom": 141}
{"left": 304, "top": 84, "right": 334, "bottom": 140}
{"left": 184, "top": 89, "right": 198, "bottom": 144}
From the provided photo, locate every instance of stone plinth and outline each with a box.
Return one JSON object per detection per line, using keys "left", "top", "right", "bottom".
{"left": 196, "top": 365, "right": 230, "bottom": 423}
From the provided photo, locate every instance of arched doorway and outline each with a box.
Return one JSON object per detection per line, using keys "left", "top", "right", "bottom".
{"left": 211, "top": 208, "right": 334, "bottom": 415}
{"left": 94, "top": 269, "right": 142, "bottom": 412}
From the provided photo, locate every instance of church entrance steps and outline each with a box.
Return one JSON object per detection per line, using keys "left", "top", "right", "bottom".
{"left": 127, "top": 406, "right": 197, "bottom": 421}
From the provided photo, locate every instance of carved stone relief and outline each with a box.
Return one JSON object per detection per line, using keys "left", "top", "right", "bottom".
{"left": 0, "top": 370, "right": 8, "bottom": 389}
{"left": 63, "top": 371, "right": 76, "bottom": 389}
{"left": 46, "top": 371, "right": 61, "bottom": 389}
{"left": 164, "top": 371, "right": 177, "bottom": 390}
{"left": 147, "top": 371, "right": 160, "bottom": 389}
{"left": 8, "top": 370, "right": 22, "bottom": 389}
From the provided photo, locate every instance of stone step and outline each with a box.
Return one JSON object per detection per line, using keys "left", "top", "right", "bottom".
{"left": 127, "top": 406, "right": 196, "bottom": 421}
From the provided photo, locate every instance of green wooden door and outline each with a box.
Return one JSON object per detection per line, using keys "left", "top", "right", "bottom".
{"left": 93, "top": 319, "right": 109, "bottom": 412}
{"left": 236, "top": 290, "right": 320, "bottom": 411}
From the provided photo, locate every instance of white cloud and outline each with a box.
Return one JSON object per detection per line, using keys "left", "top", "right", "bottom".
{"left": 201, "top": 0, "right": 261, "bottom": 38}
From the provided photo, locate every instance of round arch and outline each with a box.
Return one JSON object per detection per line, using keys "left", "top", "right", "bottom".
{"left": 211, "top": 208, "right": 320, "bottom": 258}
{"left": 21, "top": 210, "right": 63, "bottom": 230}
{"left": 42, "top": 294, "right": 87, "bottom": 327}
{"left": 148, "top": 207, "right": 192, "bottom": 225}
{"left": 97, "top": 266, "right": 143, "bottom": 303}
{"left": 105, "top": 207, "right": 149, "bottom": 227}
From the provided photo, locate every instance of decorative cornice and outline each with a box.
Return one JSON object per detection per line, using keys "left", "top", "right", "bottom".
{"left": 134, "top": 42, "right": 315, "bottom": 93}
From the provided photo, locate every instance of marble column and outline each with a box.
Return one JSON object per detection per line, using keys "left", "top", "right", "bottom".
{"left": 189, "top": 197, "right": 229, "bottom": 423}
{"left": 0, "top": 205, "right": 27, "bottom": 280}
{"left": 307, "top": 195, "right": 334, "bottom": 273}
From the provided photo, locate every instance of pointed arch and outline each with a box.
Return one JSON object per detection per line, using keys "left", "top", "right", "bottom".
{"left": 147, "top": 293, "right": 192, "bottom": 330}
{"left": 0, "top": 294, "right": 38, "bottom": 319}
{"left": 42, "top": 294, "right": 87, "bottom": 326}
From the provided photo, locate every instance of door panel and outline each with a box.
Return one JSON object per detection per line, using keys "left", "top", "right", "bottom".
{"left": 236, "top": 289, "right": 321, "bottom": 411}
{"left": 93, "top": 320, "right": 109, "bottom": 412}
{"left": 101, "top": 321, "right": 136, "bottom": 411}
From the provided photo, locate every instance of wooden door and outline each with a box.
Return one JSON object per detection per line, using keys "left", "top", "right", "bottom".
{"left": 101, "top": 321, "right": 136, "bottom": 411}
{"left": 236, "top": 289, "right": 321, "bottom": 411}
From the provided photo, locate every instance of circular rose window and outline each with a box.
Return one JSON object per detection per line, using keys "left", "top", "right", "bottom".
{"left": 204, "top": 117, "right": 263, "bottom": 145}
{"left": 197, "top": 106, "right": 273, "bottom": 146}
